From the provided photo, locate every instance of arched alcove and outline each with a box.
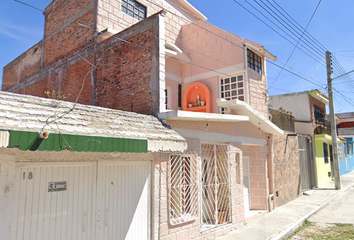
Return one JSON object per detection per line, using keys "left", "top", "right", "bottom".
{"left": 183, "top": 82, "right": 213, "bottom": 113}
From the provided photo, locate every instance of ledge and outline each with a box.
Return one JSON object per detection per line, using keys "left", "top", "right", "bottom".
{"left": 158, "top": 110, "right": 249, "bottom": 122}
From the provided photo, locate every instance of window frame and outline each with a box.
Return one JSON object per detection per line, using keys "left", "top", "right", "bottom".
{"left": 121, "top": 0, "right": 147, "bottom": 21}
{"left": 247, "top": 49, "right": 262, "bottom": 74}
{"left": 220, "top": 73, "right": 245, "bottom": 113}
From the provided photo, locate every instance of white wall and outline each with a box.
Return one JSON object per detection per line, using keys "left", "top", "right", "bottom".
{"left": 295, "top": 122, "right": 314, "bottom": 135}
{"left": 269, "top": 92, "right": 311, "bottom": 122}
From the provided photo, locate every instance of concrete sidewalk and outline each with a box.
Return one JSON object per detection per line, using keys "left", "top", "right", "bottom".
{"left": 217, "top": 171, "right": 354, "bottom": 240}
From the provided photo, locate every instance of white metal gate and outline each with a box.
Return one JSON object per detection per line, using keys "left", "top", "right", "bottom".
{"left": 201, "top": 144, "right": 230, "bottom": 227}
{"left": 15, "top": 161, "right": 151, "bottom": 240}
{"left": 15, "top": 162, "right": 97, "bottom": 240}
{"left": 97, "top": 161, "right": 151, "bottom": 240}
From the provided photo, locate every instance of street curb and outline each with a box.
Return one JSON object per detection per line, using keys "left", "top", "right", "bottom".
{"left": 269, "top": 180, "right": 354, "bottom": 240}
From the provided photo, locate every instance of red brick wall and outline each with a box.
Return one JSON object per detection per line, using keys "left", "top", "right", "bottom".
{"left": 3, "top": 11, "right": 162, "bottom": 117}
{"left": 62, "top": 55, "right": 95, "bottom": 105}
{"left": 96, "top": 27, "right": 155, "bottom": 115}
{"left": 44, "top": 9, "right": 96, "bottom": 65}
{"left": 44, "top": 0, "right": 94, "bottom": 38}
{"left": 2, "top": 42, "right": 42, "bottom": 91}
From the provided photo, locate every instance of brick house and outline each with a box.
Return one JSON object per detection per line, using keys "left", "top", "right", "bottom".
{"left": 269, "top": 90, "right": 347, "bottom": 188}
{"left": 2, "top": 0, "right": 285, "bottom": 239}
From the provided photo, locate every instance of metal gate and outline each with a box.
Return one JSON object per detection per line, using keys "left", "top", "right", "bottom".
{"left": 15, "top": 161, "right": 151, "bottom": 240}
{"left": 201, "top": 144, "right": 230, "bottom": 227}
{"left": 97, "top": 161, "right": 151, "bottom": 240}
{"left": 15, "top": 162, "right": 97, "bottom": 240}
{"left": 298, "top": 135, "right": 315, "bottom": 190}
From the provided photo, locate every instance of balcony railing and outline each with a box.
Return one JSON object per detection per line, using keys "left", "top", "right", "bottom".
{"left": 269, "top": 108, "right": 295, "bottom": 132}
{"left": 314, "top": 118, "right": 331, "bottom": 135}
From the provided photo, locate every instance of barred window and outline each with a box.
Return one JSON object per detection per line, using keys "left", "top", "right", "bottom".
{"left": 247, "top": 49, "right": 262, "bottom": 74}
{"left": 169, "top": 154, "right": 198, "bottom": 225}
{"left": 122, "top": 0, "right": 147, "bottom": 21}
{"left": 323, "top": 142, "right": 329, "bottom": 164}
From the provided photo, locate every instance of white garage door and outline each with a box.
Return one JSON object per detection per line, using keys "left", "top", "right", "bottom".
{"left": 97, "top": 161, "right": 151, "bottom": 240}
{"left": 14, "top": 161, "right": 151, "bottom": 240}
{"left": 15, "top": 162, "right": 97, "bottom": 240}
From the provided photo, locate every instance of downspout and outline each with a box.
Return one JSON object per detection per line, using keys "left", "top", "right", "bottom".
{"left": 243, "top": 42, "right": 250, "bottom": 104}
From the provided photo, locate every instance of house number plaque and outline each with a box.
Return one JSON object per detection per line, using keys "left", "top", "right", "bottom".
{"left": 48, "top": 181, "right": 67, "bottom": 192}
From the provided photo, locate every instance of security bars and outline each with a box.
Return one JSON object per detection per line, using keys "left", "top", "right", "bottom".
{"left": 169, "top": 153, "right": 198, "bottom": 225}
{"left": 201, "top": 143, "right": 230, "bottom": 227}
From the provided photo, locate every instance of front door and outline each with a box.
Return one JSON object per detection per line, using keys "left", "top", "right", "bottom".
{"left": 201, "top": 144, "right": 230, "bottom": 227}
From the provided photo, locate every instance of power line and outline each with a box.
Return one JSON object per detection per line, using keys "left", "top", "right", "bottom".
{"left": 13, "top": 0, "right": 44, "bottom": 12}
{"left": 231, "top": 0, "right": 325, "bottom": 65}
{"left": 268, "top": 0, "right": 322, "bottom": 89}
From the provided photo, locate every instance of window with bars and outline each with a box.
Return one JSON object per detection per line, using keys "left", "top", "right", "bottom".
{"left": 247, "top": 49, "right": 262, "bottom": 74}
{"left": 314, "top": 106, "right": 325, "bottom": 123}
{"left": 169, "top": 154, "right": 198, "bottom": 225}
{"left": 338, "top": 142, "right": 346, "bottom": 161}
{"left": 122, "top": 0, "right": 147, "bottom": 21}
{"left": 323, "top": 142, "right": 329, "bottom": 164}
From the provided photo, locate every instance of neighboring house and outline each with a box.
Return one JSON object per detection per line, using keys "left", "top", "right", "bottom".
{"left": 1, "top": 0, "right": 285, "bottom": 239}
{"left": 336, "top": 112, "right": 354, "bottom": 175}
{"left": 0, "top": 91, "right": 187, "bottom": 240}
{"left": 269, "top": 90, "right": 346, "bottom": 188}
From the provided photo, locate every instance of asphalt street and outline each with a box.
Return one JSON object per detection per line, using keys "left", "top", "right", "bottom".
{"left": 308, "top": 185, "right": 354, "bottom": 224}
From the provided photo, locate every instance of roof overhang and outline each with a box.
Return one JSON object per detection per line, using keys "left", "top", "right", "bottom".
{"left": 158, "top": 110, "right": 249, "bottom": 122}
{"left": 245, "top": 42, "right": 276, "bottom": 61}
{"left": 216, "top": 99, "right": 284, "bottom": 135}
{"left": 171, "top": 0, "right": 207, "bottom": 21}
{"left": 309, "top": 90, "right": 329, "bottom": 105}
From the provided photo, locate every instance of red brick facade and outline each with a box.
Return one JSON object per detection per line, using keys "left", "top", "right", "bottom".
{"left": 2, "top": 8, "right": 162, "bottom": 115}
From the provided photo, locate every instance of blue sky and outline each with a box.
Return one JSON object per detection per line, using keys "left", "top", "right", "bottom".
{"left": 1, "top": 0, "right": 354, "bottom": 113}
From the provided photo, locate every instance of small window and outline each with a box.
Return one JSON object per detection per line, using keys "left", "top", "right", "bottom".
{"left": 349, "top": 143, "right": 353, "bottom": 157}
{"left": 122, "top": 0, "right": 146, "bottom": 21}
{"left": 247, "top": 49, "right": 262, "bottom": 74}
{"left": 169, "top": 154, "right": 198, "bottom": 225}
{"left": 323, "top": 142, "right": 329, "bottom": 164}
{"left": 178, "top": 84, "right": 182, "bottom": 108}
{"left": 164, "top": 88, "right": 169, "bottom": 110}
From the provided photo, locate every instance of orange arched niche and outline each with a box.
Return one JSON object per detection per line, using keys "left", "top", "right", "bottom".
{"left": 183, "top": 82, "right": 213, "bottom": 113}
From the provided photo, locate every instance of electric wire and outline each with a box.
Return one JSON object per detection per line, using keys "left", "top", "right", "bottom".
{"left": 268, "top": 0, "right": 322, "bottom": 89}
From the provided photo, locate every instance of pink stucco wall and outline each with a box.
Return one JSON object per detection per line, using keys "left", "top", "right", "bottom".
{"left": 164, "top": 19, "right": 271, "bottom": 117}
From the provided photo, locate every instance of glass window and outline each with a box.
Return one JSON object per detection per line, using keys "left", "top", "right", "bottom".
{"left": 122, "top": 0, "right": 146, "bottom": 21}
{"left": 220, "top": 73, "right": 245, "bottom": 113}
{"left": 247, "top": 49, "right": 262, "bottom": 74}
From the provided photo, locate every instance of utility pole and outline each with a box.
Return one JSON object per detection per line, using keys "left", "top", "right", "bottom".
{"left": 326, "top": 51, "right": 341, "bottom": 190}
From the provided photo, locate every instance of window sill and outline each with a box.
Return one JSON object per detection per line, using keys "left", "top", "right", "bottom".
{"left": 169, "top": 214, "right": 197, "bottom": 226}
